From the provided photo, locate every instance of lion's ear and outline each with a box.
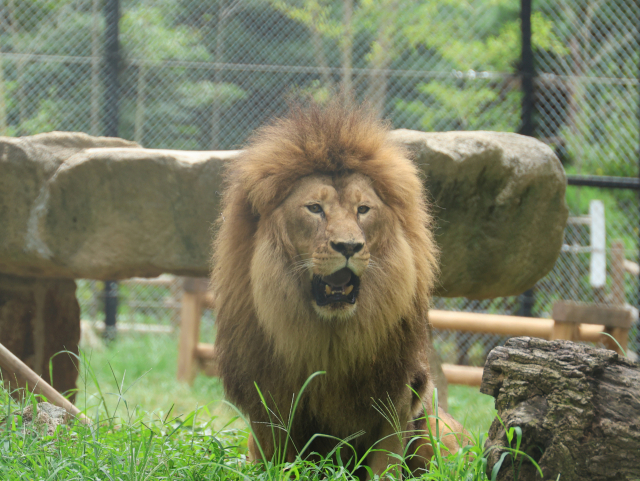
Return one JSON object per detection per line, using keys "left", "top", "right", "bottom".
{"left": 237, "top": 154, "right": 303, "bottom": 217}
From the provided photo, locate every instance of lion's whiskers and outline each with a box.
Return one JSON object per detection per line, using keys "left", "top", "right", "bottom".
{"left": 289, "top": 258, "right": 314, "bottom": 277}
{"left": 365, "top": 256, "right": 385, "bottom": 276}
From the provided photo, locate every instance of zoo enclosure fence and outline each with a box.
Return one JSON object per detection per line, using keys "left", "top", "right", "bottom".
{"left": 2, "top": 0, "right": 639, "bottom": 362}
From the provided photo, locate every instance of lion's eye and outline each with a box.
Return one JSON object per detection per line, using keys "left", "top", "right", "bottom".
{"left": 357, "top": 205, "right": 370, "bottom": 215}
{"left": 307, "top": 204, "right": 323, "bottom": 214}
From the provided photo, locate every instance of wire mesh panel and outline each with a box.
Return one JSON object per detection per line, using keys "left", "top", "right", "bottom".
{"left": 0, "top": 0, "right": 524, "bottom": 144}
{"left": 77, "top": 277, "right": 182, "bottom": 326}
{"left": 534, "top": 0, "right": 640, "bottom": 358}
{"left": 2, "top": 0, "right": 639, "bottom": 360}
{"left": 77, "top": 277, "right": 219, "bottom": 342}
{"left": 535, "top": 0, "right": 639, "bottom": 177}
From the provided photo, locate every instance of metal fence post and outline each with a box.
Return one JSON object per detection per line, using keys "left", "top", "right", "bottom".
{"left": 103, "top": 280, "right": 118, "bottom": 341}
{"left": 103, "top": 0, "right": 120, "bottom": 138}
{"left": 519, "top": 0, "right": 534, "bottom": 139}
{"left": 517, "top": 0, "right": 535, "bottom": 317}
{"left": 636, "top": 16, "right": 640, "bottom": 350}
{"left": 102, "top": 0, "right": 121, "bottom": 339}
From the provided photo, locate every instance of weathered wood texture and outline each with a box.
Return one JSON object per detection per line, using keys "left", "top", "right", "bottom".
{"left": 0, "top": 274, "right": 80, "bottom": 400}
{"left": 481, "top": 337, "right": 640, "bottom": 481}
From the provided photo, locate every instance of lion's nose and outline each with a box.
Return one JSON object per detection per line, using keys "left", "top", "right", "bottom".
{"left": 330, "top": 241, "right": 364, "bottom": 259}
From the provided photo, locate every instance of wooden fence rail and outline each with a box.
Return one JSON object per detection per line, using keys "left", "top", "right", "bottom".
{"left": 176, "top": 278, "right": 636, "bottom": 388}
{"left": 429, "top": 310, "right": 611, "bottom": 344}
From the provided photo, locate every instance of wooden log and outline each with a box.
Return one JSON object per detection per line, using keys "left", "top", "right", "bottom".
{"left": 190, "top": 310, "right": 622, "bottom": 389}
{"left": 602, "top": 326, "right": 630, "bottom": 355}
{"left": 194, "top": 342, "right": 481, "bottom": 387}
{"left": 579, "top": 323, "right": 608, "bottom": 343}
{"left": 441, "top": 364, "right": 483, "bottom": 386}
{"left": 481, "top": 337, "right": 640, "bottom": 481}
{"left": 120, "top": 274, "right": 176, "bottom": 287}
{"left": 430, "top": 310, "right": 554, "bottom": 338}
{"left": 195, "top": 342, "right": 216, "bottom": 360}
{"left": 624, "top": 259, "right": 639, "bottom": 276}
{"left": 87, "top": 321, "right": 174, "bottom": 334}
{"left": 552, "top": 301, "right": 634, "bottom": 354}
{"left": 0, "top": 342, "right": 90, "bottom": 424}
{"left": 196, "top": 343, "right": 219, "bottom": 377}
{"left": 550, "top": 320, "right": 578, "bottom": 341}
{"left": 430, "top": 309, "right": 607, "bottom": 343}
{"left": 176, "top": 278, "right": 208, "bottom": 384}
{"left": 552, "top": 301, "right": 634, "bottom": 329}
{"left": 176, "top": 292, "right": 203, "bottom": 384}
{"left": 608, "top": 241, "right": 629, "bottom": 354}
{"left": 611, "top": 241, "right": 626, "bottom": 307}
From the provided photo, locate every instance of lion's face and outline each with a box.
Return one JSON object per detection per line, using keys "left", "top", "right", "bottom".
{"left": 220, "top": 103, "right": 437, "bottom": 373}
{"left": 277, "top": 173, "right": 394, "bottom": 319}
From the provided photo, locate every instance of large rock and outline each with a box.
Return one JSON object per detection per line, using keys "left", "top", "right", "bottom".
{"left": 392, "top": 130, "right": 568, "bottom": 298}
{"left": 0, "top": 131, "right": 567, "bottom": 298}
{"left": 0, "top": 132, "right": 232, "bottom": 280}
{"left": 0, "top": 273, "right": 80, "bottom": 399}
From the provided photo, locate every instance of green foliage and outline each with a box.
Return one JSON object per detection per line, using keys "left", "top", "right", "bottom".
{"left": 268, "top": 0, "right": 342, "bottom": 39}
{"left": 121, "top": 4, "right": 210, "bottom": 63}
{"left": 0, "top": 335, "right": 507, "bottom": 480}
{"left": 0, "top": 380, "right": 250, "bottom": 479}
{"left": 2, "top": 0, "right": 637, "bottom": 168}
{"left": 397, "top": 80, "right": 521, "bottom": 132}
{"left": 177, "top": 81, "right": 247, "bottom": 108}
{"left": 0, "top": 354, "right": 520, "bottom": 481}
{"left": 395, "top": 2, "right": 566, "bottom": 132}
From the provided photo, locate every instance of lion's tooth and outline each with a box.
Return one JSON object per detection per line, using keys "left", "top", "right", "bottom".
{"left": 345, "top": 285, "right": 354, "bottom": 295}
{"left": 325, "top": 285, "right": 331, "bottom": 296}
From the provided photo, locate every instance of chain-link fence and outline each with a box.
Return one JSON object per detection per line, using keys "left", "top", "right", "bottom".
{"left": 3, "top": 0, "right": 639, "bottom": 362}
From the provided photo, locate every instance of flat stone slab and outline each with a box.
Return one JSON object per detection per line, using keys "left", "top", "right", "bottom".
{"left": 0, "top": 130, "right": 567, "bottom": 299}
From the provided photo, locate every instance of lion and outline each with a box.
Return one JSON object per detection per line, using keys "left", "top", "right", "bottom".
{"left": 212, "top": 102, "right": 467, "bottom": 478}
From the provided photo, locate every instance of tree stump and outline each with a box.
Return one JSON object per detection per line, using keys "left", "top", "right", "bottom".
{"left": 481, "top": 337, "right": 640, "bottom": 481}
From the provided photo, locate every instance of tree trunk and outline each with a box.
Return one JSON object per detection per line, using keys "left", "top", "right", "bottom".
{"left": 134, "top": 64, "right": 147, "bottom": 144}
{"left": 211, "top": 1, "right": 241, "bottom": 150}
{"left": 365, "top": 0, "right": 398, "bottom": 117}
{"left": 9, "top": 0, "right": 26, "bottom": 135}
{"left": 341, "top": 0, "right": 353, "bottom": 100}
{"left": 0, "top": 50, "right": 7, "bottom": 136}
{"left": 90, "top": 0, "right": 101, "bottom": 136}
{"left": 481, "top": 337, "right": 640, "bottom": 481}
{"left": 365, "top": 33, "right": 391, "bottom": 117}
{"left": 309, "top": 16, "right": 331, "bottom": 89}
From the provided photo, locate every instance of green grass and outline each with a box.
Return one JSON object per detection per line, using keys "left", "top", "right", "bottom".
{"left": 75, "top": 334, "right": 236, "bottom": 432}
{"left": 76, "top": 334, "right": 496, "bottom": 434}
{"left": 0, "top": 333, "right": 534, "bottom": 480}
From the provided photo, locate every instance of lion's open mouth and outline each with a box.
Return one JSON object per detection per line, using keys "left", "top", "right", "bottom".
{"left": 311, "top": 268, "right": 360, "bottom": 306}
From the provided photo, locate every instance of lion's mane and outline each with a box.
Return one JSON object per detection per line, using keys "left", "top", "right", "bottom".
{"left": 212, "top": 102, "right": 439, "bottom": 462}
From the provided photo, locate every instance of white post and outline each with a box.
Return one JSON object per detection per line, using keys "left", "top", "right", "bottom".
{"left": 589, "top": 200, "right": 606, "bottom": 288}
